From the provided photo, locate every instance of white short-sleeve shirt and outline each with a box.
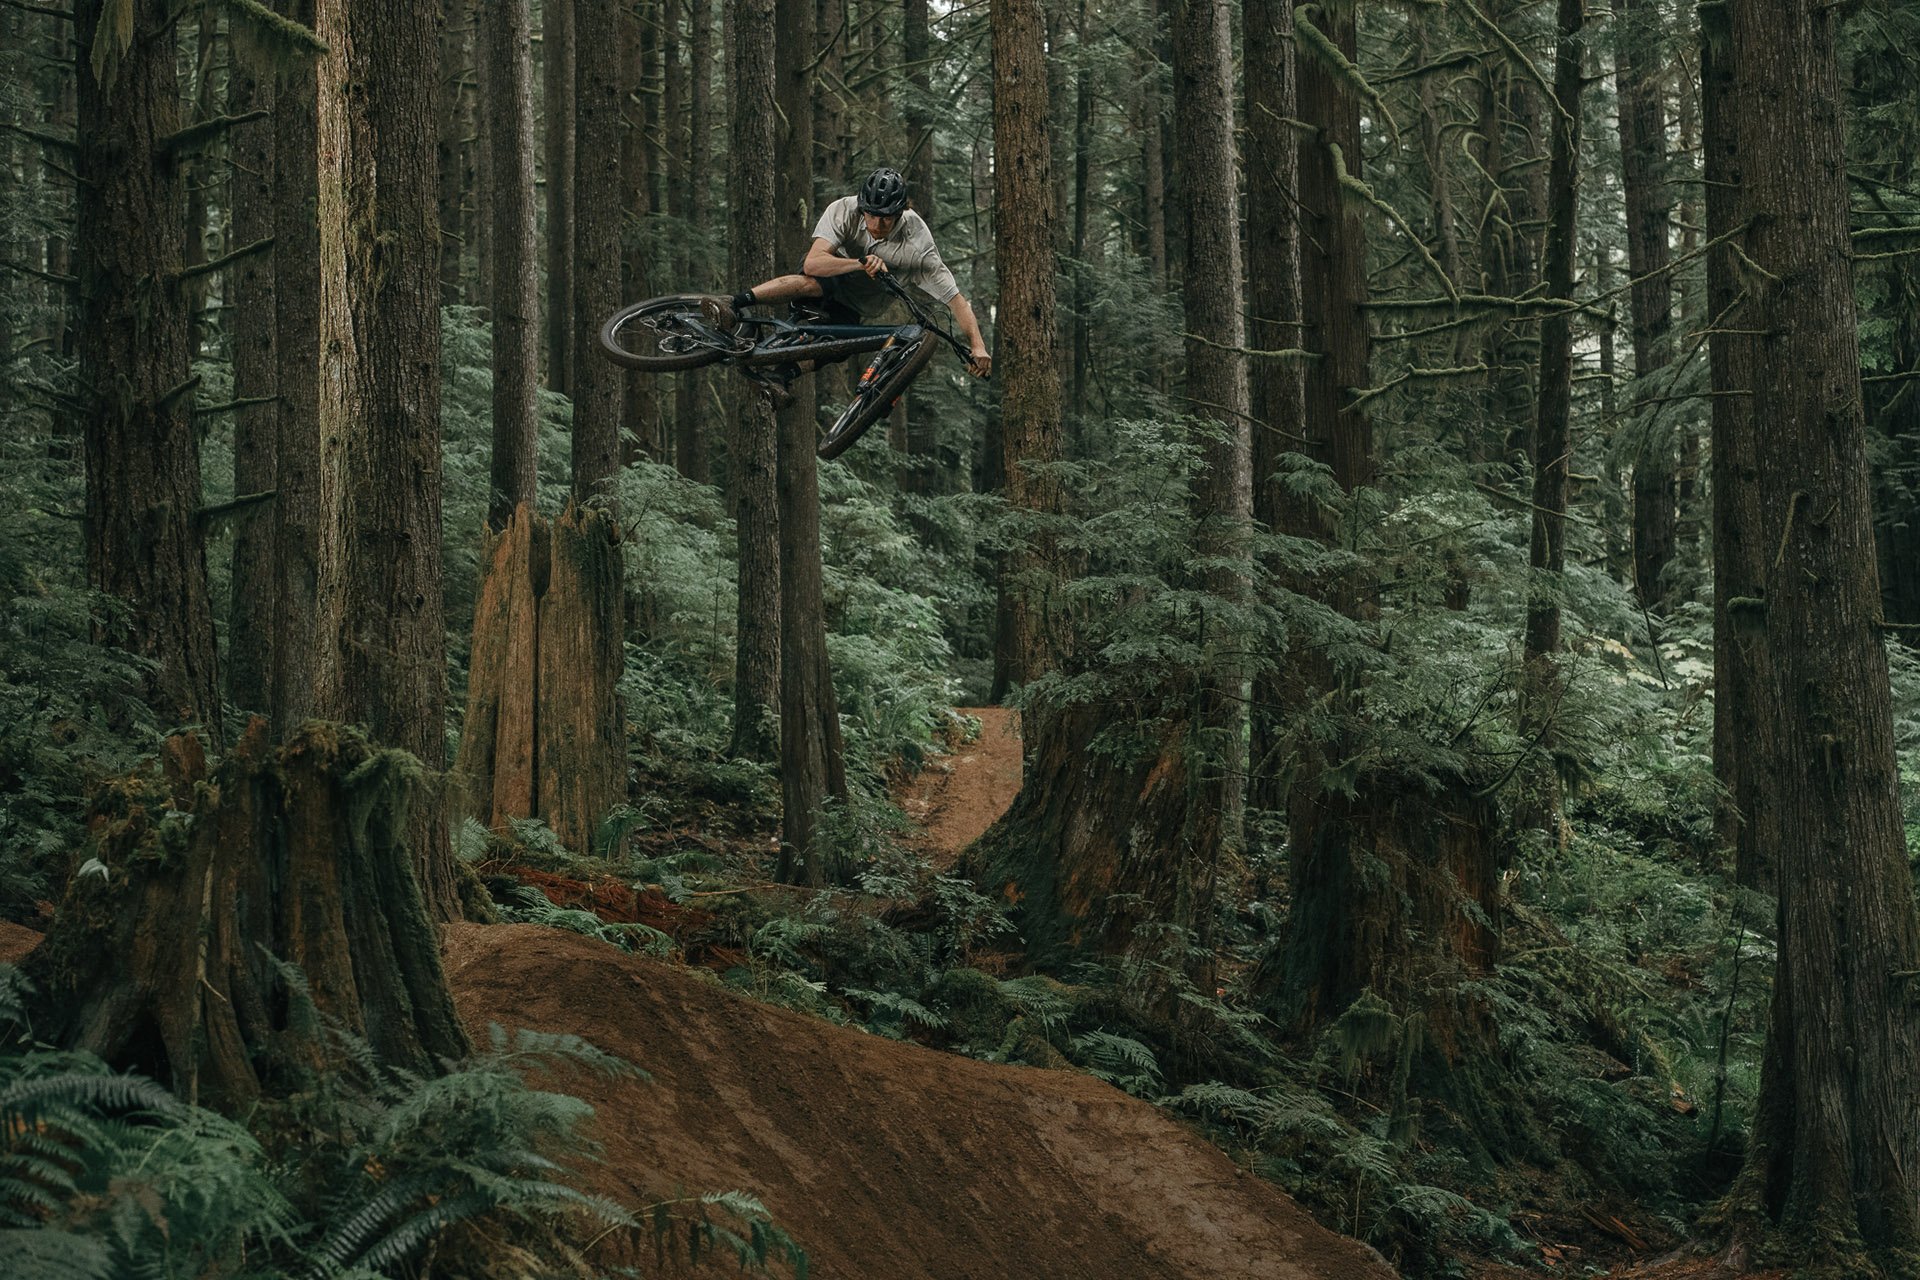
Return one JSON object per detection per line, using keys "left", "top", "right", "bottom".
{"left": 809, "top": 195, "right": 961, "bottom": 318}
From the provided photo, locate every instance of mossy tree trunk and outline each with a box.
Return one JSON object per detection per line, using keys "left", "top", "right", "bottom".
{"left": 25, "top": 723, "right": 469, "bottom": 1112}
{"left": 74, "top": 0, "right": 222, "bottom": 732}
{"left": 1704, "top": 4, "right": 1920, "bottom": 1268}
{"left": 1266, "top": 0, "right": 1503, "bottom": 1054}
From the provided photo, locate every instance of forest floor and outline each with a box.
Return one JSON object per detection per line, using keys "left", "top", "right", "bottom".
{"left": 447, "top": 922, "right": 1396, "bottom": 1278}
{"left": 896, "top": 705, "right": 1023, "bottom": 867}
{"left": 0, "top": 718, "right": 1778, "bottom": 1279}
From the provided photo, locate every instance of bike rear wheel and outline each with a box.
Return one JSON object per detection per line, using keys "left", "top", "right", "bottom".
{"left": 597, "top": 294, "right": 735, "bottom": 371}
{"left": 817, "top": 331, "right": 939, "bottom": 460}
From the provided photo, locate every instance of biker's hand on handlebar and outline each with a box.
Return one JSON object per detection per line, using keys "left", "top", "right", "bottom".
{"left": 862, "top": 254, "right": 888, "bottom": 278}
{"left": 968, "top": 349, "right": 992, "bottom": 378}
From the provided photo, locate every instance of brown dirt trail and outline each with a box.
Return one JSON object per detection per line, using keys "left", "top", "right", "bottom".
{"left": 898, "top": 706, "right": 1023, "bottom": 864}
{"left": 446, "top": 923, "right": 1397, "bottom": 1279}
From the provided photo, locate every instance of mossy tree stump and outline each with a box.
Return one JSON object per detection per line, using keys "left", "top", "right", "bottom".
{"left": 459, "top": 502, "right": 626, "bottom": 856}
{"left": 24, "top": 721, "right": 469, "bottom": 1112}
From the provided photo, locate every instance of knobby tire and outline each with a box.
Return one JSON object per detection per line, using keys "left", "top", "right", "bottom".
{"left": 817, "top": 332, "right": 939, "bottom": 460}
{"left": 597, "top": 295, "right": 733, "bottom": 372}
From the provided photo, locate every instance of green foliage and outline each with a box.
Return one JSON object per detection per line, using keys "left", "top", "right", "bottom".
{"left": 0, "top": 960, "right": 807, "bottom": 1278}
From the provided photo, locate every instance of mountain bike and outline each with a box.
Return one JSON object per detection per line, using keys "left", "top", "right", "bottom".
{"left": 596, "top": 273, "right": 982, "bottom": 460}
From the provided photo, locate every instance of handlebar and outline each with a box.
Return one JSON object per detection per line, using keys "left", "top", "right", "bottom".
{"left": 878, "top": 272, "right": 981, "bottom": 368}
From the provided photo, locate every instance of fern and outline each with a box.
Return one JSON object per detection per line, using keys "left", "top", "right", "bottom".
{"left": 1069, "top": 1031, "right": 1163, "bottom": 1097}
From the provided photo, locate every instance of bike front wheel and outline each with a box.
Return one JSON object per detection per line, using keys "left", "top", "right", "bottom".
{"left": 597, "top": 294, "right": 735, "bottom": 372}
{"left": 817, "top": 331, "right": 939, "bottom": 460}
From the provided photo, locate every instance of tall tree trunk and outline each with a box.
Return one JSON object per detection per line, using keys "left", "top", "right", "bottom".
{"left": 774, "top": 0, "right": 848, "bottom": 884}
{"left": 1704, "top": 3, "right": 1920, "bottom": 1265}
{"left": 674, "top": 0, "right": 713, "bottom": 483}
{"left": 1171, "top": 0, "right": 1251, "bottom": 919}
{"left": 1244, "top": 0, "right": 1304, "bottom": 821}
{"left": 315, "top": 0, "right": 459, "bottom": 920}
{"left": 544, "top": 0, "right": 576, "bottom": 395}
{"left": 437, "top": 0, "right": 472, "bottom": 303}
{"left": 574, "top": 0, "right": 626, "bottom": 505}
{"left": 73, "top": 0, "right": 221, "bottom": 731}
{"left": 271, "top": 0, "right": 331, "bottom": 736}
{"left": 988, "top": 0, "right": 1062, "bottom": 704}
{"left": 1068, "top": 0, "right": 1095, "bottom": 429}
{"left": 1477, "top": 1, "right": 1545, "bottom": 467}
{"left": 660, "top": 1, "right": 686, "bottom": 469}
{"left": 183, "top": 6, "right": 219, "bottom": 356}
{"left": 1615, "top": 0, "right": 1677, "bottom": 608}
{"left": 900, "top": 0, "right": 936, "bottom": 484}
{"left": 485, "top": 0, "right": 541, "bottom": 530}
{"left": 227, "top": 19, "right": 277, "bottom": 715}
{"left": 1518, "top": 0, "right": 1586, "bottom": 836}
{"left": 622, "top": 0, "right": 660, "bottom": 462}
{"left": 1271, "top": 0, "right": 1499, "bottom": 1050}
{"left": 728, "top": 0, "right": 782, "bottom": 762}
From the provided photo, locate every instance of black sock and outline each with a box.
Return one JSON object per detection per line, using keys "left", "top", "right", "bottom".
{"left": 731, "top": 289, "right": 756, "bottom": 310}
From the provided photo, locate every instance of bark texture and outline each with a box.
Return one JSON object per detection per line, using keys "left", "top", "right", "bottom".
{"left": 1244, "top": 0, "right": 1304, "bottom": 820}
{"left": 989, "top": 0, "right": 1063, "bottom": 702}
{"left": 1615, "top": 0, "right": 1677, "bottom": 607}
{"left": 1705, "top": 3, "right": 1920, "bottom": 1266}
{"left": 573, "top": 0, "right": 626, "bottom": 506}
{"left": 483, "top": 0, "right": 540, "bottom": 530}
{"left": 74, "top": 0, "right": 221, "bottom": 730}
{"left": 727, "top": 0, "right": 781, "bottom": 762}
{"left": 774, "top": 0, "right": 848, "bottom": 884}
{"left": 459, "top": 504, "right": 626, "bottom": 858}
{"left": 315, "top": 0, "right": 457, "bottom": 921}
{"left": 1170, "top": 0, "right": 1251, "bottom": 903}
{"left": 544, "top": 0, "right": 576, "bottom": 396}
{"left": 227, "top": 20, "right": 278, "bottom": 716}
{"left": 271, "top": 0, "right": 331, "bottom": 738}
{"left": 25, "top": 723, "right": 468, "bottom": 1111}
{"left": 1270, "top": 0, "right": 1501, "bottom": 1047}
{"left": 1519, "top": 0, "right": 1586, "bottom": 834}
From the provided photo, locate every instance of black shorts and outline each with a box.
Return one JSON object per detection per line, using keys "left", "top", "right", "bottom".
{"left": 794, "top": 260, "right": 867, "bottom": 325}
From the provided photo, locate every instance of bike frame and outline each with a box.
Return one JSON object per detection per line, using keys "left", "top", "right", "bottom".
{"left": 692, "top": 274, "right": 972, "bottom": 370}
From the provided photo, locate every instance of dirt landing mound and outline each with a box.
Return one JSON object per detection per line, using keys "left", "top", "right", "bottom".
{"left": 445, "top": 922, "right": 1397, "bottom": 1279}
{"left": 898, "top": 706, "right": 1023, "bottom": 864}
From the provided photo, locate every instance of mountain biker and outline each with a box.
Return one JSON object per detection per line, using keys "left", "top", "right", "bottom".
{"left": 702, "top": 167, "right": 992, "bottom": 402}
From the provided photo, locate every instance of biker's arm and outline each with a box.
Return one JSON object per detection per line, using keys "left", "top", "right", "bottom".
{"left": 802, "top": 237, "right": 873, "bottom": 278}
{"left": 947, "top": 293, "right": 992, "bottom": 377}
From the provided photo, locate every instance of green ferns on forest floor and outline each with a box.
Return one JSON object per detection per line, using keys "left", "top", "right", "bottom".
{"left": 0, "top": 964, "right": 807, "bottom": 1279}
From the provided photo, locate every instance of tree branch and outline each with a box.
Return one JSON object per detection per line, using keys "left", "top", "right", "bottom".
{"left": 174, "top": 235, "right": 274, "bottom": 282}
{"left": 162, "top": 109, "right": 271, "bottom": 156}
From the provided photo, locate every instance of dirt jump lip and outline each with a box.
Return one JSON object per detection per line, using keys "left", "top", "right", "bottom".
{"left": 443, "top": 922, "right": 1401, "bottom": 1280}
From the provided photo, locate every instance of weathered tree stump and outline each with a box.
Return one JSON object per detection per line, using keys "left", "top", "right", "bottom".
{"left": 24, "top": 721, "right": 469, "bottom": 1112}
{"left": 459, "top": 502, "right": 626, "bottom": 856}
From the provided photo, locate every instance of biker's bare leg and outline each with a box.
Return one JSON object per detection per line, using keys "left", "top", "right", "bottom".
{"left": 737, "top": 273, "right": 825, "bottom": 306}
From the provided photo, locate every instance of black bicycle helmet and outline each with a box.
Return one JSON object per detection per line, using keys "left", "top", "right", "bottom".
{"left": 858, "top": 167, "right": 909, "bottom": 217}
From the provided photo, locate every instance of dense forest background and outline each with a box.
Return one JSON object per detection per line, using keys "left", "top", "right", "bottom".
{"left": 5, "top": 0, "right": 1920, "bottom": 1276}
